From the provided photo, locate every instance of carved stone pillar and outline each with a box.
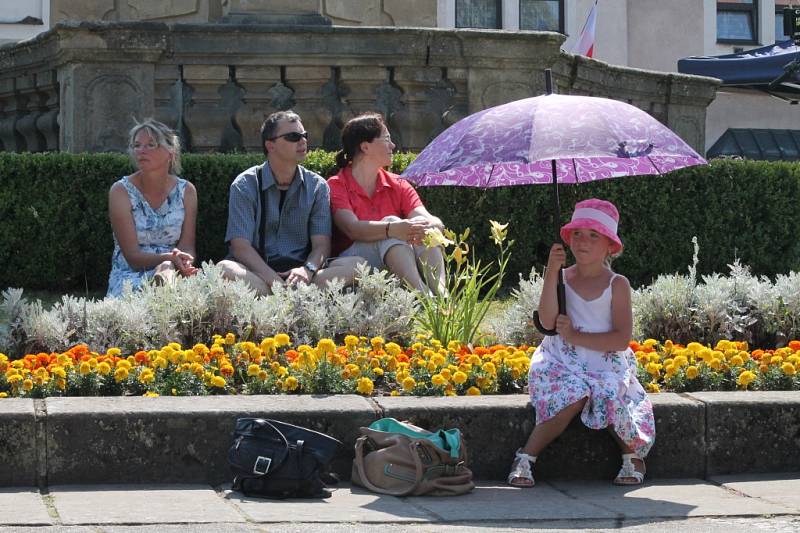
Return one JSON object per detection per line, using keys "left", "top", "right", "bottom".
{"left": 235, "top": 66, "right": 292, "bottom": 151}
{"left": 182, "top": 65, "right": 245, "bottom": 152}
{"left": 391, "top": 67, "right": 468, "bottom": 152}
{"left": 0, "top": 78, "right": 25, "bottom": 152}
{"left": 35, "top": 70, "right": 60, "bottom": 151}
{"left": 58, "top": 62, "right": 154, "bottom": 152}
{"left": 285, "top": 66, "right": 342, "bottom": 151}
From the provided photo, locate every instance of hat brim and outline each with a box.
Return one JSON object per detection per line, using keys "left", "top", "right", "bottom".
{"left": 560, "top": 219, "right": 623, "bottom": 255}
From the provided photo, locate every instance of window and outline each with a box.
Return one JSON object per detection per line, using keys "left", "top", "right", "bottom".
{"left": 456, "top": 0, "right": 501, "bottom": 29}
{"left": 776, "top": 1, "right": 793, "bottom": 42}
{"left": 519, "top": 0, "right": 563, "bottom": 32}
{"left": 717, "top": 0, "right": 758, "bottom": 43}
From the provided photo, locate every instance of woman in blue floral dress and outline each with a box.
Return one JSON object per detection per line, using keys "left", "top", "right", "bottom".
{"left": 507, "top": 199, "right": 655, "bottom": 488}
{"left": 107, "top": 119, "right": 198, "bottom": 297}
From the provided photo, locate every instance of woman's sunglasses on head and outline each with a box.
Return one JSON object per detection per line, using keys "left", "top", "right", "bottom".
{"left": 270, "top": 131, "right": 308, "bottom": 142}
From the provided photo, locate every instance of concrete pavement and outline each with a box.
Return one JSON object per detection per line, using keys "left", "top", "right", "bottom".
{"left": 0, "top": 474, "right": 798, "bottom": 531}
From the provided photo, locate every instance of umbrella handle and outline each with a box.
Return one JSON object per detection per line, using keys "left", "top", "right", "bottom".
{"left": 533, "top": 268, "right": 567, "bottom": 337}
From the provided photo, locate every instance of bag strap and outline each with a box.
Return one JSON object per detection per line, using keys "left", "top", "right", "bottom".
{"left": 256, "top": 164, "right": 267, "bottom": 259}
{"left": 353, "top": 436, "right": 424, "bottom": 497}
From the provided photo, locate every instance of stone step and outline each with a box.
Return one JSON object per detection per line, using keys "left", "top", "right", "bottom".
{"left": 1, "top": 392, "right": 798, "bottom": 487}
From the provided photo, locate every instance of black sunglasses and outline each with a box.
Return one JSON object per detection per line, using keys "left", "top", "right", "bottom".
{"left": 269, "top": 131, "right": 308, "bottom": 142}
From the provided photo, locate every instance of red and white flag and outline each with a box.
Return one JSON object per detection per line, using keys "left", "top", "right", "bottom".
{"left": 573, "top": 1, "right": 597, "bottom": 58}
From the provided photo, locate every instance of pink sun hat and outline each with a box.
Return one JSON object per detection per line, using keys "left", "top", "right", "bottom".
{"left": 560, "top": 198, "right": 623, "bottom": 255}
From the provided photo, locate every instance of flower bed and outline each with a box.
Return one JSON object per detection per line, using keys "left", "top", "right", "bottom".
{"left": 633, "top": 339, "right": 800, "bottom": 392}
{"left": 2, "top": 335, "right": 800, "bottom": 398}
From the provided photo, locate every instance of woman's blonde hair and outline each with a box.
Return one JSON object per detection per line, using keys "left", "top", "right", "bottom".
{"left": 127, "top": 118, "right": 182, "bottom": 174}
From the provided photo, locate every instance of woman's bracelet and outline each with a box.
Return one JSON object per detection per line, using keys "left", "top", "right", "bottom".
{"left": 385, "top": 222, "right": 391, "bottom": 238}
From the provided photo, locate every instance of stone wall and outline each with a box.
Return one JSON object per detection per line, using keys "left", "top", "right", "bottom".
{"left": 0, "top": 21, "right": 718, "bottom": 154}
{"left": 47, "top": 0, "right": 437, "bottom": 26}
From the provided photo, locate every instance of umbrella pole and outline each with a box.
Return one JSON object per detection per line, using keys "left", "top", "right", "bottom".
{"left": 533, "top": 159, "right": 565, "bottom": 336}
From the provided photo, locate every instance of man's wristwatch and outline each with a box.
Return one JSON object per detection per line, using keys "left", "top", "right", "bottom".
{"left": 304, "top": 262, "right": 318, "bottom": 278}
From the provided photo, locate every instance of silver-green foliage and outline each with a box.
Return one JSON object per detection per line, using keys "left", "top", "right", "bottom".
{"left": 0, "top": 263, "right": 418, "bottom": 355}
{"left": 492, "top": 238, "right": 800, "bottom": 347}
{"left": 488, "top": 268, "right": 545, "bottom": 346}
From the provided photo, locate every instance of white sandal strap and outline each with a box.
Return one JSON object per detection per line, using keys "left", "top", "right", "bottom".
{"left": 616, "top": 454, "right": 644, "bottom": 482}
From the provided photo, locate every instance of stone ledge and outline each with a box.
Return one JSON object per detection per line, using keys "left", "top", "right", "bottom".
{"left": 0, "top": 392, "right": 797, "bottom": 487}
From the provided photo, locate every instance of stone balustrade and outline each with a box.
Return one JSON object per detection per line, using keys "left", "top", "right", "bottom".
{"left": 0, "top": 21, "right": 718, "bottom": 154}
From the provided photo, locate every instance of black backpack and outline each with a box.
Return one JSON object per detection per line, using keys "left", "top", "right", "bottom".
{"left": 228, "top": 418, "right": 341, "bottom": 499}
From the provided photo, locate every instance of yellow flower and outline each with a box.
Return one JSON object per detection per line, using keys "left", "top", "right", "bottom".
{"left": 402, "top": 376, "right": 416, "bottom": 391}
{"left": 22, "top": 379, "right": 33, "bottom": 391}
{"left": 371, "top": 337, "right": 385, "bottom": 350}
{"left": 423, "top": 227, "right": 454, "bottom": 249}
{"left": 79, "top": 362, "right": 91, "bottom": 376}
{"left": 770, "top": 355, "right": 784, "bottom": 365}
{"left": 453, "top": 371, "right": 468, "bottom": 384}
{"left": 686, "top": 365, "right": 699, "bottom": 380}
{"left": 643, "top": 339, "right": 658, "bottom": 349}
{"left": 373, "top": 367, "right": 384, "bottom": 377}
{"left": 247, "top": 364, "right": 260, "bottom": 377}
{"left": 356, "top": 377, "right": 374, "bottom": 396}
{"left": 782, "top": 362, "right": 796, "bottom": 376}
{"left": 51, "top": 366, "right": 67, "bottom": 379}
{"left": 489, "top": 220, "right": 509, "bottom": 245}
{"left": 737, "top": 370, "right": 757, "bottom": 388}
{"left": 114, "top": 367, "right": 129, "bottom": 382}
{"left": 275, "top": 333, "right": 292, "bottom": 347}
{"left": 285, "top": 376, "right": 299, "bottom": 392}
{"left": 646, "top": 382, "right": 660, "bottom": 393}
{"left": 317, "top": 338, "right": 336, "bottom": 354}
{"left": 210, "top": 375, "right": 227, "bottom": 388}
{"left": 344, "top": 335, "right": 359, "bottom": 348}
{"left": 730, "top": 355, "right": 744, "bottom": 367}
{"left": 645, "top": 362, "right": 662, "bottom": 376}
{"left": 225, "top": 333, "right": 236, "bottom": 345}
{"left": 431, "top": 373, "right": 447, "bottom": 386}
{"left": 257, "top": 370, "right": 268, "bottom": 381}
{"left": 482, "top": 362, "right": 496, "bottom": 375}
{"left": 0, "top": 392, "right": 7, "bottom": 398}
{"left": 153, "top": 357, "right": 168, "bottom": 369}
{"left": 107, "top": 347, "right": 121, "bottom": 357}
{"left": 390, "top": 390, "right": 400, "bottom": 396}
{"left": 143, "top": 391, "right": 159, "bottom": 397}
{"left": 138, "top": 369, "right": 155, "bottom": 384}
{"left": 465, "top": 386, "right": 481, "bottom": 396}
{"left": 385, "top": 342, "right": 402, "bottom": 356}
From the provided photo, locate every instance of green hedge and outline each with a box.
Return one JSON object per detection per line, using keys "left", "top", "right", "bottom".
{"left": 1, "top": 153, "right": 799, "bottom": 292}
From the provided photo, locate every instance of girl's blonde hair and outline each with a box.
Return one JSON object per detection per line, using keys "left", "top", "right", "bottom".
{"left": 127, "top": 118, "right": 182, "bottom": 175}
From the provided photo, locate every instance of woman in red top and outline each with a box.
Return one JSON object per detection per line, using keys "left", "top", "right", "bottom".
{"left": 328, "top": 113, "right": 445, "bottom": 294}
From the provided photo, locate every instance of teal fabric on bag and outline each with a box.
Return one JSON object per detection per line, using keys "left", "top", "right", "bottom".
{"left": 367, "top": 418, "right": 462, "bottom": 458}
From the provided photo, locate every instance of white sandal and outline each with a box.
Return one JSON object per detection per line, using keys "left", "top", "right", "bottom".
{"left": 507, "top": 448, "right": 536, "bottom": 487}
{"left": 613, "top": 453, "right": 646, "bottom": 485}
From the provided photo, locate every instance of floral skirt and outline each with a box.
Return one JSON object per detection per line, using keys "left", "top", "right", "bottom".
{"left": 528, "top": 350, "right": 656, "bottom": 458}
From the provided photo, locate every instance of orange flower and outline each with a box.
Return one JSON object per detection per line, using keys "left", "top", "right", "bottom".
{"left": 789, "top": 340, "right": 800, "bottom": 351}
{"left": 629, "top": 341, "right": 642, "bottom": 352}
{"left": 134, "top": 351, "right": 149, "bottom": 365}
{"left": 751, "top": 349, "right": 764, "bottom": 361}
{"left": 285, "top": 350, "right": 299, "bottom": 362}
{"left": 396, "top": 353, "right": 410, "bottom": 363}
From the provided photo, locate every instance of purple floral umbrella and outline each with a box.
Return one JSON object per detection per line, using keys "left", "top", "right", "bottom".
{"left": 402, "top": 93, "right": 705, "bottom": 188}
{"left": 402, "top": 77, "right": 707, "bottom": 335}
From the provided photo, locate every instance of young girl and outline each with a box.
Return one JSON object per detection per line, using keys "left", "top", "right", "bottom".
{"left": 508, "top": 198, "right": 655, "bottom": 487}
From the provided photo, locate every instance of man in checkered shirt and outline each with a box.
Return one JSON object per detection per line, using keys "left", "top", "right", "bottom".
{"left": 219, "top": 111, "right": 364, "bottom": 294}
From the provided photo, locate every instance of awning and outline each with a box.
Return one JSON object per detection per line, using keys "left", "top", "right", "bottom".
{"left": 707, "top": 128, "right": 800, "bottom": 160}
{"left": 678, "top": 40, "right": 800, "bottom": 96}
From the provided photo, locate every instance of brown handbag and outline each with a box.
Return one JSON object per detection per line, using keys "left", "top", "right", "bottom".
{"left": 351, "top": 418, "right": 474, "bottom": 496}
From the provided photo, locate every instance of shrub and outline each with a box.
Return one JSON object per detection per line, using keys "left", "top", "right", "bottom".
{"left": 2, "top": 154, "right": 800, "bottom": 291}
{"left": 0, "top": 263, "right": 417, "bottom": 357}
